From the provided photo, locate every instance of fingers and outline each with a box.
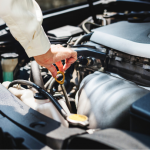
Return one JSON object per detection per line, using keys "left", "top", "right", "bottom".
{"left": 47, "top": 64, "right": 57, "bottom": 77}
{"left": 35, "top": 45, "right": 77, "bottom": 76}
{"left": 63, "top": 58, "right": 76, "bottom": 71}
{"left": 55, "top": 61, "right": 64, "bottom": 72}
{"left": 70, "top": 51, "right": 77, "bottom": 63}
{"left": 63, "top": 51, "right": 77, "bottom": 71}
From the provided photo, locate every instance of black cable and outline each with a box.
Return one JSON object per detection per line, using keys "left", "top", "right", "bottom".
{"left": 8, "top": 80, "right": 68, "bottom": 118}
{"left": 71, "top": 44, "right": 96, "bottom": 49}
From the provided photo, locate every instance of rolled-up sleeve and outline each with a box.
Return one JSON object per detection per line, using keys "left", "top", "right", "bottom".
{"left": 0, "top": 0, "right": 50, "bottom": 57}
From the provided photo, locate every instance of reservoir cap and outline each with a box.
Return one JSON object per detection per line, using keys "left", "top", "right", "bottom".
{"left": 1, "top": 53, "right": 18, "bottom": 59}
{"left": 67, "top": 114, "right": 89, "bottom": 127}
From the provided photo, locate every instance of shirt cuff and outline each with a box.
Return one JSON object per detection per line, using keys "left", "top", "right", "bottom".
{"left": 25, "top": 26, "right": 51, "bottom": 57}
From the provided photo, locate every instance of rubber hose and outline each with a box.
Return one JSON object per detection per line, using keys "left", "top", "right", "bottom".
{"left": 8, "top": 80, "right": 68, "bottom": 118}
{"left": 31, "top": 61, "right": 44, "bottom": 89}
{"left": 48, "top": 74, "right": 63, "bottom": 91}
{"left": 73, "top": 35, "right": 106, "bottom": 60}
{"left": 44, "top": 76, "right": 53, "bottom": 89}
{"left": 82, "top": 21, "right": 101, "bottom": 34}
{"left": 74, "top": 32, "right": 93, "bottom": 46}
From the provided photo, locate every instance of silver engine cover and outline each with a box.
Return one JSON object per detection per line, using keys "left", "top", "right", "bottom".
{"left": 91, "top": 21, "right": 150, "bottom": 58}
{"left": 77, "top": 71, "right": 150, "bottom": 129}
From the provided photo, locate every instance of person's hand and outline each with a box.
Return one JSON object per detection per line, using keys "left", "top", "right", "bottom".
{"left": 34, "top": 44, "right": 77, "bottom": 77}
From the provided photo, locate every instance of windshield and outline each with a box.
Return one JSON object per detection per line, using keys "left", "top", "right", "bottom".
{"left": 36, "top": 0, "right": 87, "bottom": 11}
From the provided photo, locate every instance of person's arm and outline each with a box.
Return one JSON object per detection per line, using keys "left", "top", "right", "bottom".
{"left": 0, "top": 0, "right": 50, "bottom": 57}
{"left": 0, "top": 0, "right": 77, "bottom": 77}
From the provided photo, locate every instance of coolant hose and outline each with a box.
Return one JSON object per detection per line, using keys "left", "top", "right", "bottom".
{"left": 8, "top": 80, "right": 68, "bottom": 119}
{"left": 31, "top": 60, "right": 44, "bottom": 89}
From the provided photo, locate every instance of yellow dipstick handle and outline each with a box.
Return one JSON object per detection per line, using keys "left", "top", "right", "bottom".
{"left": 55, "top": 71, "right": 65, "bottom": 85}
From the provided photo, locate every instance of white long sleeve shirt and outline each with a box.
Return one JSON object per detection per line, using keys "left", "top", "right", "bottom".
{"left": 0, "top": 0, "right": 50, "bottom": 57}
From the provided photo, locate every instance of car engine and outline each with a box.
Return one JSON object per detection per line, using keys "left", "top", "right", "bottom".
{"left": 1, "top": 1, "right": 150, "bottom": 149}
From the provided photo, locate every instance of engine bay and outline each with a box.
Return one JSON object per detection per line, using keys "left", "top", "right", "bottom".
{"left": 1, "top": 1, "right": 150, "bottom": 149}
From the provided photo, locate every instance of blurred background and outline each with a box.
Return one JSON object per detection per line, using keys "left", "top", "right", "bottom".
{"left": 36, "top": 0, "right": 87, "bottom": 11}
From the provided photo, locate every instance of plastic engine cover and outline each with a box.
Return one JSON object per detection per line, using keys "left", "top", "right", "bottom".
{"left": 77, "top": 71, "right": 150, "bottom": 129}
